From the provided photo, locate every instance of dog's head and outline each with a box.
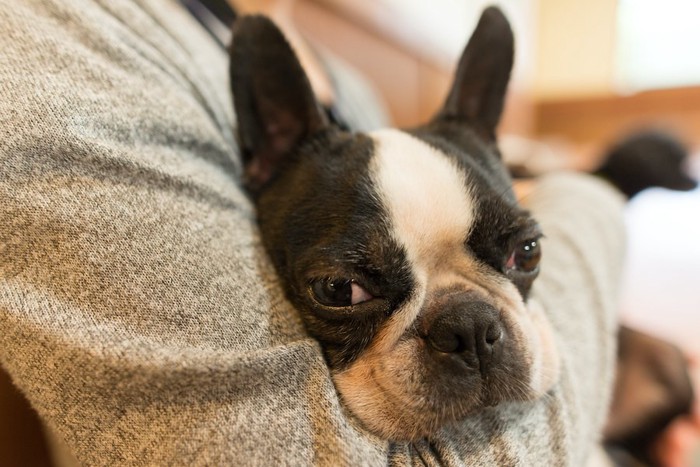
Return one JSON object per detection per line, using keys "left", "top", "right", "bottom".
{"left": 230, "top": 7, "right": 560, "bottom": 440}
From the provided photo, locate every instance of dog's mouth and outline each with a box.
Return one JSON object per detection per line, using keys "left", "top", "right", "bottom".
{"left": 334, "top": 341, "right": 530, "bottom": 440}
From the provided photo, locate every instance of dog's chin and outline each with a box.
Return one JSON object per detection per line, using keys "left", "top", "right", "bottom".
{"left": 333, "top": 299, "right": 561, "bottom": 441}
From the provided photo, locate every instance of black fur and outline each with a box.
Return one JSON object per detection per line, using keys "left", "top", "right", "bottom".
{"left": 230, "top": 15, "right": 328, "bottom": 192}
{"left": 438, "top": 6, "right": 514, "bottom": 142}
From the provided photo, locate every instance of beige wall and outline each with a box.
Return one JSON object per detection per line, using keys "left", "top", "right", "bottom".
{"left": 534, "top": 0, "right": 618, "bottom": 100}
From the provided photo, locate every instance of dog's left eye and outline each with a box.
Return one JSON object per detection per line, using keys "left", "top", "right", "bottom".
{"left": 310, "top": 278, "right": 373, "bottom": 307}
{"left": 506, "top": 238, "right": 541, "bottom": 273}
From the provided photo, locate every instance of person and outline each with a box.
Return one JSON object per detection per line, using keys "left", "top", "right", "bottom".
{"left": 651, "top": 357, "right": 700, "bottom": 467}
{"left": 1, "top": 0, "right": 627, "bottom": 464}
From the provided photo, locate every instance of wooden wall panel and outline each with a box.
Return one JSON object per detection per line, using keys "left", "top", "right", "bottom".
{"left": 535, "top": 86, "right": 700, "bottom": 155}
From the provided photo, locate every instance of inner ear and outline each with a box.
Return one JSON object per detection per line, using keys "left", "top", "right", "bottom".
{"left": 230, "top": 15, "right": 328, "bottom": 192}
{"left": 437, "top": 7, "right": 514, "bottom": 141}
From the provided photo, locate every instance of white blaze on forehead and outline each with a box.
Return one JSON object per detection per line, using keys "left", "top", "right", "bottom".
{"left": 370, "top": 128, "right": 476, "bottom": 280}
{"left": 367, "top": 128, "right": 476, "bottom": 351}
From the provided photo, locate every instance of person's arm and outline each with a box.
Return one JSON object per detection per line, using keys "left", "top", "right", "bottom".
{"left": 0, "top": 1, "right": 624, "bottom": 465}
{"left": 1, "top": 1, "right": 385, "bottom": 464}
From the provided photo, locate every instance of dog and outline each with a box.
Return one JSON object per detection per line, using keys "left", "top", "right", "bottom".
{"left": 229, "top": 7, "right": 560, "bottom": 441}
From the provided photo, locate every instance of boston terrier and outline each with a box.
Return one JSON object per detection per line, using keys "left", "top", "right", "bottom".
{"left": 229, "top": 7, "right": 560, "bottom": 440}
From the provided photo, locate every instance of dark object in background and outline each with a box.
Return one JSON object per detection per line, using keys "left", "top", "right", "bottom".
{"left": 0, "top": 367, "right": 52, "bottom": 467}
{"left": 604, "top": 327, "right": 695, "bottom": 466}
{"left": 595, "top": 131, "right": 698, "bottom": 199}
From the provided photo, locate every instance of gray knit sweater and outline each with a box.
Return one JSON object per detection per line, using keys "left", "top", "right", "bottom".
{"left": 0, "top": 0, "right": 625, "bottom": 465}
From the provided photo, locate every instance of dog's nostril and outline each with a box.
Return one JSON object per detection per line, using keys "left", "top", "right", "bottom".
{"left": 427, "top": 328, "right": 466, "bottom": 354}
{"left": 484, "top": 323, "right": 503, "bottom": 346}
{"left": 477, "top": 322, "right": 504, "bottom": 373}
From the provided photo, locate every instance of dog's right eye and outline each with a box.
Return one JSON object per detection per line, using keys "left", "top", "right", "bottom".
{"left": 506, "top": 238, "right": 541, "bottom": 273}
{"left": 310, "top": 278, "right": 373, "bottom": 307}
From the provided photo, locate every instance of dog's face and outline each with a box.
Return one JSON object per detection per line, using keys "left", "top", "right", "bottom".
{"left": 230, "top": 8, "right": 560, "bottom": 440}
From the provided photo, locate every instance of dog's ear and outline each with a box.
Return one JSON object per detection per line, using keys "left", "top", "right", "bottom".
{"left": 230, "top": 15, "right": 328, "bottom": 192}
{"left": 437, "top": 7, "right": 514, "bottom": 141}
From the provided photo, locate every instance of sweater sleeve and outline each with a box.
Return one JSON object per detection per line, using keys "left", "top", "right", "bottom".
{"left": 0, "top": 1, "right": 624, "bottom": 465}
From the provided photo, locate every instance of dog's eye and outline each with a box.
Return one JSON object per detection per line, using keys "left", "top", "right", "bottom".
{"left": 310, "top": 278, "right": 373, "bottom": 307}
{"left": 506, "top": 238, "right": 541, "bottom": 273}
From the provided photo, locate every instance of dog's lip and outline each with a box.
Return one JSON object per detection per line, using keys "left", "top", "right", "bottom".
{"left": 369, "top": 342, "right": 477, "bottom": 399}
{"left": 368, "top": 356, "right": 485, "bottom": 425}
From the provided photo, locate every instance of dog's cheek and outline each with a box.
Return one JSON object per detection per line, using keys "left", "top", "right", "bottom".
{"left": 332, "top": 353, "right": 415, "bottom": 440}
{"left": 517, "top": 298, "right": 561, "bottom": 395}
{"left": 485, "top": 274, "right": 560, "bottom": 397}
{"left": 332, "top": 343, "right": 422, "bottom": 439}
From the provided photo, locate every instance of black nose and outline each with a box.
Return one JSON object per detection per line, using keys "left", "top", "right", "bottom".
{"left": 426, "top": 301, "right": 504, "bottom": 374}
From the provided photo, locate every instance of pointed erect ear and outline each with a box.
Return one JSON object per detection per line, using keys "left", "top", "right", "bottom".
{"left": 437, "top": 7, "right": 514, "bottom": 141}
{"left": 230, "top": 15, "right": 328, "bottom": 192}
